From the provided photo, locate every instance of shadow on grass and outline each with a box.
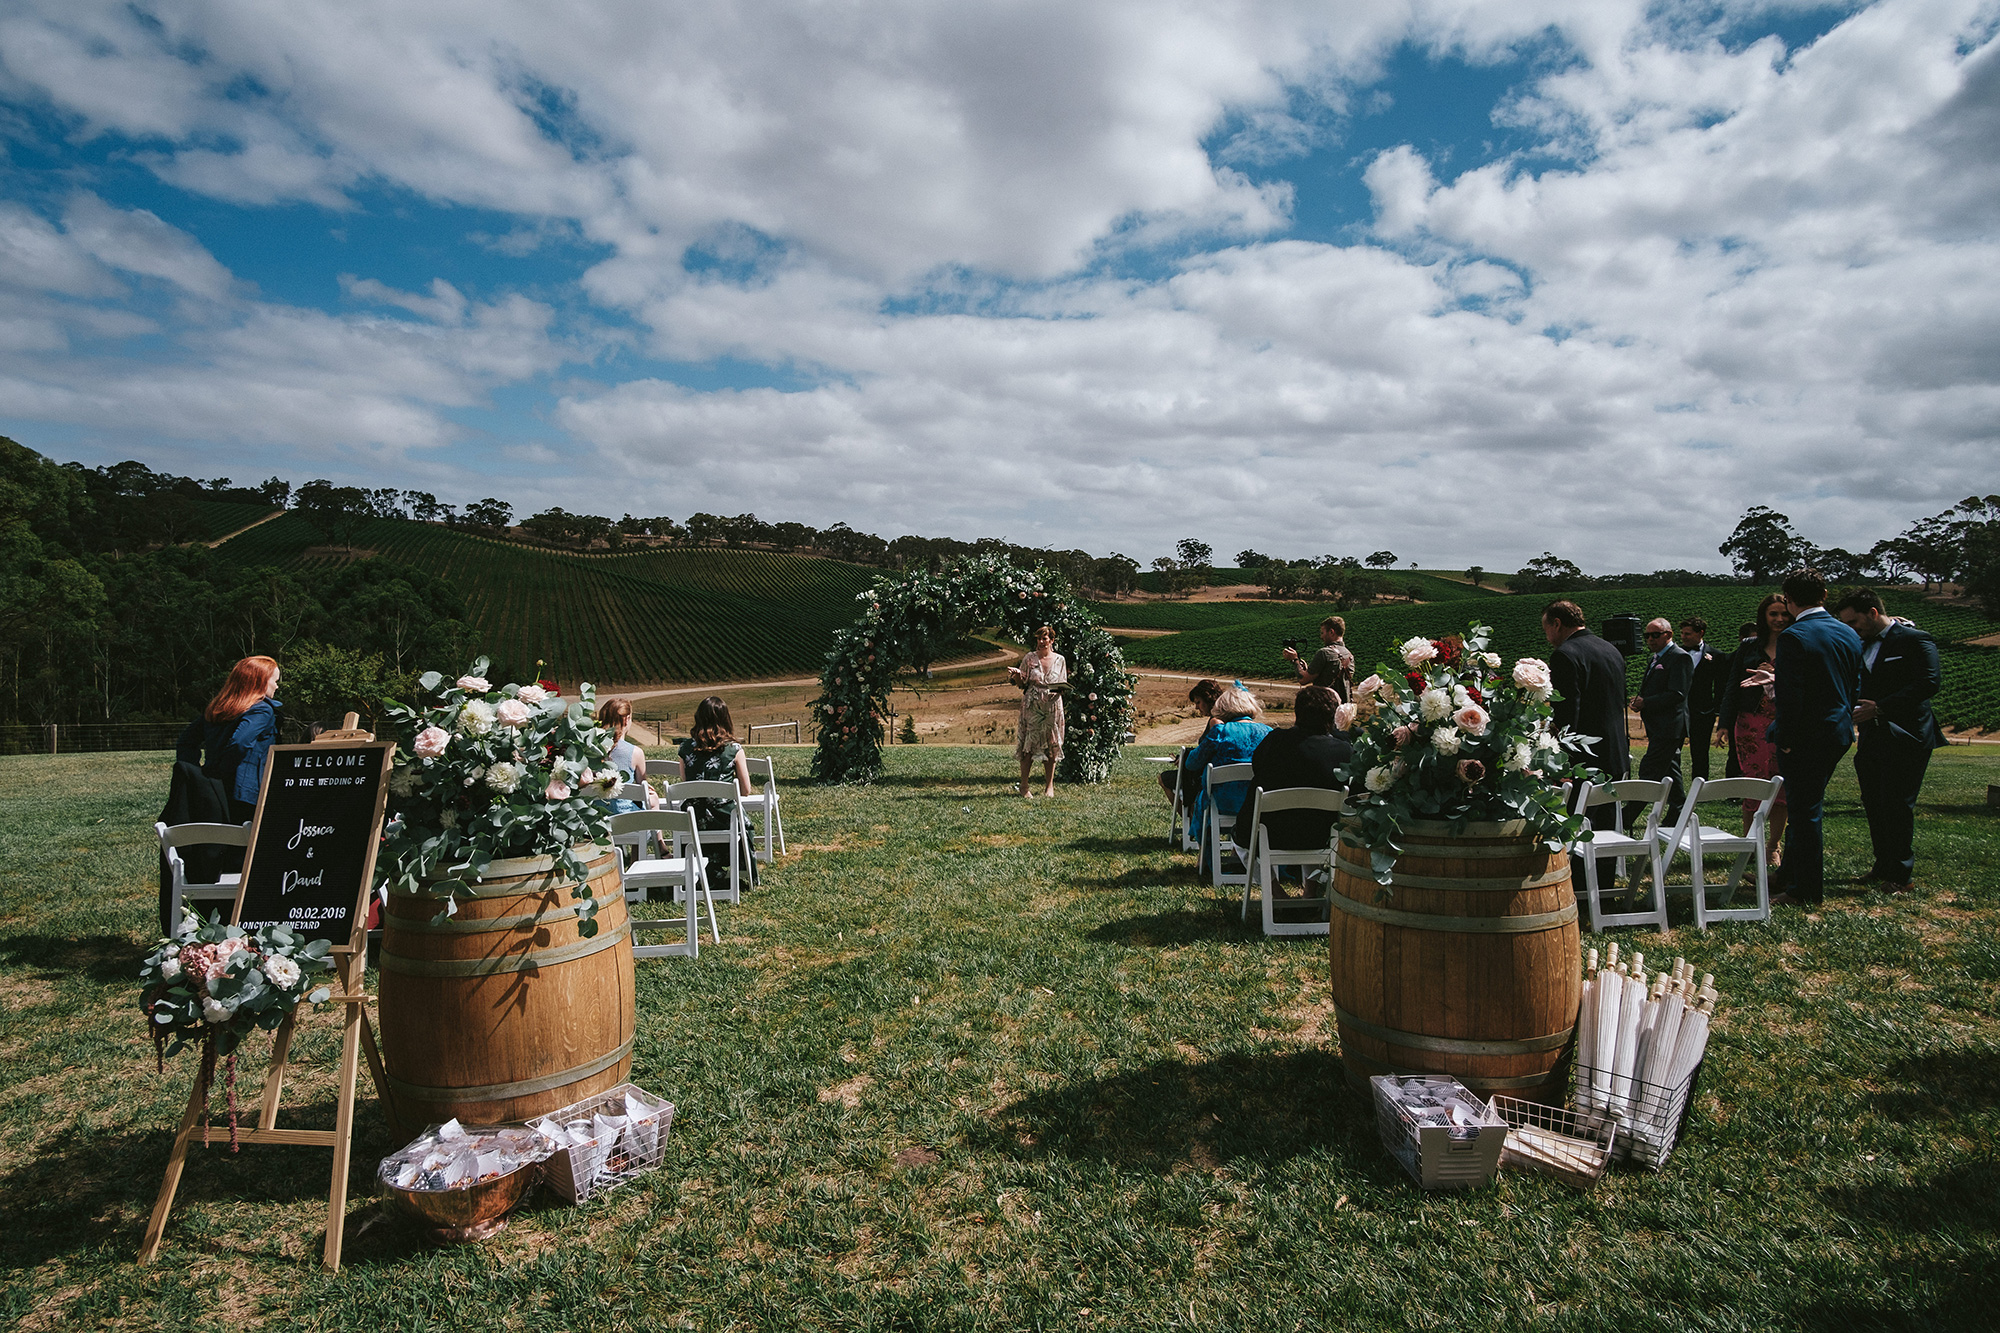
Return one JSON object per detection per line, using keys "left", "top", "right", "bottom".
{"left": 1089, "top": 902, "right": 1260, "bottom": 947}
{"left": 0, "top": 932, "right": 142, "bottom": 985}
{"left": 1868, "top": 1047, "right": 2000, "bottom": 1120}
{"left": 1066, "top": 834, "right": 1171, "bottom": 855}
{"left": 1819, "top": 1160, "right": 2000, "bottom": 1236}
{"left": 973, "top": 1049, "right": 1381, "bottom": 1174}
{"left": 1793, "top": 1257, "right": 2000, "bottom": 1333}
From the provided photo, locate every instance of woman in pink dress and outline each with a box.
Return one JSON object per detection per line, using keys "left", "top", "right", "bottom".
{"left": 1718, "top": 593, "right": 1792, "bottom": 861}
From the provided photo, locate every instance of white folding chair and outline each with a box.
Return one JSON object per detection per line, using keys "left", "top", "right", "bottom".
{"left": 1571, "top": 779, "right": 1672, "bottom": 934}
{"left": 1203, "top": 762, "right": 1256, "bottom": 887}
{"left": 1658, "top": 776, "right": 1785, "bottom": 930}
{"left": 645, "top": 758, "right": 683, "bottom": 783}
{"left": 1165, "top": 746, "right": 1198, "bottom": 851}
{"left": 608, "top": 808, "right": 717, "bottom": 957}
{"left": 156, "top": 822, "right": 250, "bottom": 932}
{"left": 738, "top": 755, "right": 786, "bottom": 862}
{"left": 1237, "top": 787, "right": 1345, "bottom": 937}
{"left": 662, "top": 779, "right": 752, "bottom": 903}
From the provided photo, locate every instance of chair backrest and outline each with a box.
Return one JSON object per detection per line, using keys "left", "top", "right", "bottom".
{"left": 743, "top": 755, "right": 776, "bottom": 787}
{"left": 157, "top": 821, "right": 251, "bottom": 852}
{"left": 616, "top": 781, "right": 650, "bottom": 805}
{"left": 1247, "top": 787, "right": 1346, "bottom": 817}
{"left": 1575, "top": 778, "right": 1670, "bottom": 836}
{"left": 1204, "top": 761, "right": 1254, "bottom": 795}
{"left": 1688, "top": 776, "right": 1779, "bottom": 807}
{"left": 608, "top": 808, "right": 699, "bottom": 844}
{"left": 645, "top": 758, "right": 683, "bottom": 781}
{"left": 664, "top": 779, "right": 741, "bottom": 805}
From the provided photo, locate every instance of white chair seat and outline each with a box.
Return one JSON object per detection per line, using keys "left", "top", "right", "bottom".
{"left": 609, "top": 809, "right": 717, "bottom": 957}
{"left": 156, "top": 821, "right": 250, "bottom": 934}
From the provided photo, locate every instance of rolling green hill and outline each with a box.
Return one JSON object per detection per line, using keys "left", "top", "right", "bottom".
{"left": 1121, "top": 586, "right": 2000, "bottom": 730}
{"left": 213, "top": 513, "right": 990, "bottom": 685}
{"left": 185, "top": 498, "right": 281, "bottom": 542}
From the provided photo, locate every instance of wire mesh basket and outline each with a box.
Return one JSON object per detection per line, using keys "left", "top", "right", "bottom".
{"left": 1489, "top": 1096, "right": 1617, "bottom": 1189}
{"left": 1371, "top": 1075, "right": 1508, "bottom": 1190}
{"left": 534, "top": 1082, "right": 675, "bottom": 1204}
{"left": 1570, "top": 1061, "right": 1701, "bottom": 1171}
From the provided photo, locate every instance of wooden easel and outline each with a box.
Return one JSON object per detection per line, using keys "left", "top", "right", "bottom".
{"left": 139, "top": 715, "right": 398, "bottom": 1272}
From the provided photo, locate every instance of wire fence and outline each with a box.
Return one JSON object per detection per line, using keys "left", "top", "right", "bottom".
{"left": 0, "top": 723, "right": 186, "bottom": 755}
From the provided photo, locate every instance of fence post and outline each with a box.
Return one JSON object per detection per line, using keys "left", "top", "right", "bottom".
{"left": 46, "top": 723, "right": 59, "bottom": 755}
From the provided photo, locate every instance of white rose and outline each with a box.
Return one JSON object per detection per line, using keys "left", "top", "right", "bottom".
{"left": 1513, "top": 658, "right": 1553, "bottom": 692}
{"left": 457, "top": 674, "right": 492, "bottom": 694}
{"left": 440, "top": 807, "right": 458, "bottom": 827}
{"left": 1419, "top": 689, "right": 1452, "bottom": 722}
{"left": 1365, "top": 765, "right": 1395, "bottom": 793}
{"left": 263, "top": 955, "right": 301, "bottom": 988}
{"left": 1400, "top": 637, "right": 1438, "bottom": 668}
{"left": 158, "top": 956, "right": 182, "bottom": 981}
{"left": 201, "top": 997, "right": 236, "bottom": 1025}
{"left": 389, "top": 764, "right": 420, "bottom": 796}
{"left": 457, "top": 699, "right": 497, "bottom": 736}
{"left": 516, "top": 685, "right": 549, "bottom": 706}
{"left": 1353, "top": 674, "right": 1386, "bottom": 702}
{"left": 1334, "top": 702, "right": 1358, "bottom": 732}
{"left": 495, "top": 698, "right": 532, "bottom": 729}
{"left": 1478, "top": 652, "right": 1501, "bottom": 669}
{"left": 1431, "top": 727, "right": 1462, "bottom": 755}
{"left": 1506, "top": 743, "right": 1533, "bottom": 773}
{"left": 484, "top": 761, "right": 522, "bottom": 794}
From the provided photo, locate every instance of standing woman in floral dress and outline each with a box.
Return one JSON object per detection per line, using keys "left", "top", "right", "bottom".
{"left": 1010, "top": 625, "right": 1067, "bottom": 798}
{"left": 1719, "top": 593, "right": 1792, "bottom": 860}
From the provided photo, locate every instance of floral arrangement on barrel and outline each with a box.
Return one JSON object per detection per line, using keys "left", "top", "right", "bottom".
{"left": 139, "top": 913, "right": 336, "bottom": 1147}
{"left": 1340, "top": 623, "right": 1592, "bottom": 883}
{"left": 377, "top": 658, "right": 621, "bottom": 934}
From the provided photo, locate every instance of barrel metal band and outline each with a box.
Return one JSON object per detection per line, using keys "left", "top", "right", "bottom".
{"left": 1339, "top": 1046, "right": 1555, "bottom": 1090}
{"left": 1333, "top": 855, "right": 1569, "bottom": 894}
{"left": 378, "top": 920, "right": 630, "bottom": 977}
{"left": 1337, "top": 835, "right": 1551, "bottom": 862}
{"left": 385, "top": 1036, "right": 634, "bottom": 1103}
{"left": 1329, "top": 892, "right": 1577, "bottom": 934}
{"left": 1334, "top": 1004, "right": 1575, "bottom": 1056}
{"left": 387, "top": 903, "right": 585, "bottom": 934}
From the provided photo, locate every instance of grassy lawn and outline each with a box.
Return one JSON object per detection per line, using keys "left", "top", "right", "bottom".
{"left": 2, "top": 746, "right": 1997, "bottom": 1330}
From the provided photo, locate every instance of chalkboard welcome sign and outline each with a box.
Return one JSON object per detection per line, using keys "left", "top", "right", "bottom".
{"left": 233, "top": 741, "right": 393, "bottom": 946}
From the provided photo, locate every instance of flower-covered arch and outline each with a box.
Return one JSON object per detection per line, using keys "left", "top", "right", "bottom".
{"left": 810, "top": 553, "right": 1136, "bottom": 784}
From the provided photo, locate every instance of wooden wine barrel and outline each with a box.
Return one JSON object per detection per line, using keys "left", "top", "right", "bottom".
{"left": 377, "top": 848, "right": 634, "bottom": 1126}
{"left": 1329, "top": 819, "right": 1579, "bottom": 1097}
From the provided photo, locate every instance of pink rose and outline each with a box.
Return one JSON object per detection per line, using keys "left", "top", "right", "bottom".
{"left": 1512, "top": 659, "right": 1552, "bottom": 691}
{"left": 495, "top": 699, "right": 532, "bottom": 729}
{"left": 545, "top": 778, "right": 573, "bottom": 801}
{"left": 1352, "top": 675, "right": 1385, "bottom": 702}
{"left": 1392, "top": 724, "right": 1416, "bottom": 748}
{"left": 516, "top": 685, "right": 548, "bottom": 706}
{"left": 413, "top": 726, "right": 450, "bottom": 758}
{"left": 1334, "top": 702, "right": 1358, "bottom": 732}
{"left": 1453, "top": 703, "right": 1489, "bottom": 735}
{"left": 456, "top": 674, "right": 491, "bottom": 694}
{"left": 1457, "top": 759, "right": 1486, "bottom": 784}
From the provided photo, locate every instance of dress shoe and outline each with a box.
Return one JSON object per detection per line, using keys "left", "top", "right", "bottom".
{"left": 1879, "top": 880, "right": 1915, "bottom": 895}
{"left": 1770, "top": 891, "right": 1817, "bottom": 909}
{"left": 1852, "top": 868, "right": 1891, "bottom": 886}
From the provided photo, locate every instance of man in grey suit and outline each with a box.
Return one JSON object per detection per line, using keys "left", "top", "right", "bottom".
{"left": 1629, "top": 617, "right": 1695, "bottom": 816}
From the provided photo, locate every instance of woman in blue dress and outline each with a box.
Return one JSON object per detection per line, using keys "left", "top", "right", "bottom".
{"left": 596, "top": 697, "right": 652, "bottom": 814}
{"left": 1178, "top": 683, "right": 1271, "bottom": 868}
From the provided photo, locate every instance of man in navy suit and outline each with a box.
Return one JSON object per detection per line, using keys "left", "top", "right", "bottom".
{"left": 1679, "top": 617, "right": 1725, "bottom": 784}
{"left": 1770, "top": 569, "right": 1864, "bottom": 908}
{"left": 1834, "top": 588, "right": 1947, "bottom": 891}
{"left": 1629, "top": 617, "right": 1695, "bottom": 815}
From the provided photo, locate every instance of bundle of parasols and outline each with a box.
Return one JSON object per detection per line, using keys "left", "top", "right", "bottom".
{"left": 1576, "top": 943, "right": 1718, "bottom": 1166}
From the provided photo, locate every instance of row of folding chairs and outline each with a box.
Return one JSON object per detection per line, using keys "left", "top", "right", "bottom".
{"left": 1573, "top": 775, "right": 1785, "bottom": 934}
{"left": 1163, "top": 747, "right": 1345, "bottom": 938}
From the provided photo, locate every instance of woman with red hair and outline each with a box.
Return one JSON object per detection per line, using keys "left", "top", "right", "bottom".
{"left": 175, "top": 655, "right": 284, "bottom": 823}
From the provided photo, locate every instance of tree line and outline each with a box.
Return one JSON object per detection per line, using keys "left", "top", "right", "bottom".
{"left": 1, "top": 441, "right": 474, "bottom": 729}
{"left": 1508, "top": 501, "right": 2000, "bottom": 612}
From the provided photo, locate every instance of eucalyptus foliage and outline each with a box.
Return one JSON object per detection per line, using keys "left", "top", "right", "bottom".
{"left": 810, "top": 554, "right": 1135, "bottom": 784}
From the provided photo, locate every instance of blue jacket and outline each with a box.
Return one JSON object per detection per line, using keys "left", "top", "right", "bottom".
{"left": 176, "top": 697, "right": 283, "bottom": 806}
{"left": 1772, "top": 610, "right": 1862, "bottom": 754}
{"left": 1183, "top": 715, "right": 1272, "bottom": 831}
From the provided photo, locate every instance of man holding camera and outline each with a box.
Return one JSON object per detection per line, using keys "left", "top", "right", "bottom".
{"left": 1283, "top": 616, "right": 1354, "bottom": 703}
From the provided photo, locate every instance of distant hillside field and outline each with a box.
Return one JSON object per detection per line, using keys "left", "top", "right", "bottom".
{"left": 1087, "top": 572, "right": 1503, "bottom": 630}
{"left": 214, "top": 513, "right": 989, "bottom": 685}
{"left": 1121, "top": 586, "right": 2000, "bottom": 731}
{"left": 186, "top": 498, "right": 281, "bottom": 542}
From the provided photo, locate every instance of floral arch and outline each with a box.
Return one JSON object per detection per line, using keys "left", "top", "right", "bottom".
{"left": 809, "top": 553, "right": 1137, "bottom": 784}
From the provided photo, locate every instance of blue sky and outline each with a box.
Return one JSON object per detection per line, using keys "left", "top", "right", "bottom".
{"left": 1, "top": 0, "right": 1992, "bottom": 569}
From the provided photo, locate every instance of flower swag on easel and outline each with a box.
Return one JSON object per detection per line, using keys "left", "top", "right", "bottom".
{"left": 809, "top": 553, "right": 1136, "bottom": 784}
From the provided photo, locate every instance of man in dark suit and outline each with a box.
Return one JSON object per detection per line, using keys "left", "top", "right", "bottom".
{"left": 1679, "top": 617, "right": 1725, "bottom": 784}
{"left": 1629, "top": 617, "right": 1694, "bottom": 814}
{"left": 1543, "top": 599, "right": 1632, "bottom": 784}
{"left": 1770, "top": 568, "right": 1864, "bottom": 907}
{"left": 1834, "top": 588, "right": 1947, "bottom": 891}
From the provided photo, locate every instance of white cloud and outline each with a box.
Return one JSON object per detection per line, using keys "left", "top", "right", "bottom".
{"left": 0, "top": 1, "right": 1996, "bottom": 571}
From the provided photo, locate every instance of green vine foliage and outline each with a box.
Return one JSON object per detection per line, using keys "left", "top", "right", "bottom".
{"left": 810, "top": 554, "right": 1136, "bottom": 784}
